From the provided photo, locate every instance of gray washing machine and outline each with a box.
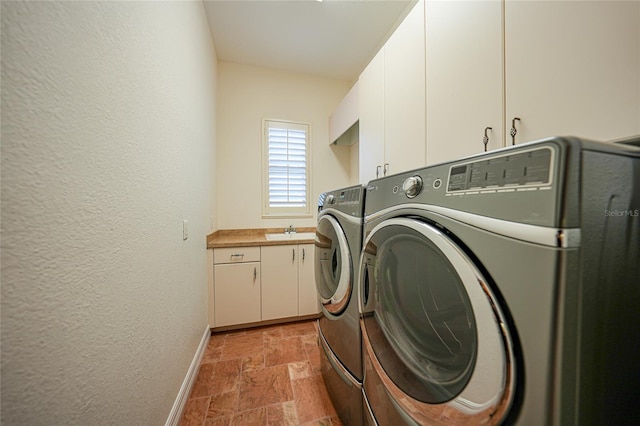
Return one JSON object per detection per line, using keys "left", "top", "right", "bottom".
{"left": 316, "top": 185, "right": 365, "bottom": 426}
{"left": 359, "top": 137, "right": 640, "bottom": 425}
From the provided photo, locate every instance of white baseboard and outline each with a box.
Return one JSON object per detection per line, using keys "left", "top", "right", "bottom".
{"left": 165, "top": 325, "right": 211, "bottom": 426}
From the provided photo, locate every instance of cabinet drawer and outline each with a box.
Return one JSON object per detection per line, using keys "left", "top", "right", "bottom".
{"left": 214, "top": 246, "right": 260, "bottom": 264}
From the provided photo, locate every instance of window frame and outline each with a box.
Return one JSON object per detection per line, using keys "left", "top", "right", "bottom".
{"left": 261, "top": 118, "right": 312, "bottom": 218}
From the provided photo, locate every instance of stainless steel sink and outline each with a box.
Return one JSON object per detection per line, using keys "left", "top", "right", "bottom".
{"left": 264, "top": 232, "right": 315, "bottom": 241}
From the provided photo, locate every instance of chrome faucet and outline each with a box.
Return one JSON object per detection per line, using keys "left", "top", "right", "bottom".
{"left": 284, "top": 225, "right": 297, "bottom": 234}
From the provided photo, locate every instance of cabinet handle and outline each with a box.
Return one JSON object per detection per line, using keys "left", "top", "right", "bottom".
{"left": 376, "top": 165, "right": 381, "bottom": 178}
{"left": 230, "top": 254, "right": 244, "bottom": 261}
{"left": 302, "top": 248, "right": 305, "bottom": 261}
{"left": 292, "top": 248, "right": 295, "bottom": 262}
{"left": 483, "top": 127, "right": 492, "bottom": 152}
{"left": 253, "top": 267, "right": 257, "bottom": 282}
{"left": 510, "top": 117, "right": 521, "bottom": 145}
{"left": 383, "top": 163, "right": 389, "bottom": 176}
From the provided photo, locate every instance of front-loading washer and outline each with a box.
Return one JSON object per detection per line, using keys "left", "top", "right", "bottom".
{"left": 359, "top": 136, "right": 640, "bottom": 425}
{"left": 316, "top": 184, "right": 365, "bottom": 426}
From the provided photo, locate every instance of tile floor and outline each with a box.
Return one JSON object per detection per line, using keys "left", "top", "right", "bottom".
{"left": 180, "top": 320, "right": 341, "bottom": 426}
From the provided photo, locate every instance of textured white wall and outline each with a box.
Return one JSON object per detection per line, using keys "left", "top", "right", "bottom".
{"left": 1, "top": 2, "right": 216, "bottom": 424}
{"left": 216, "top": 62, "right": 353, "bottom": 230}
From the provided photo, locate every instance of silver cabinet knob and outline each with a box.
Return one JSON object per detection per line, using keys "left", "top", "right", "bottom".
{"left": 402, "top": 175, "right": 423, "bottom": 198}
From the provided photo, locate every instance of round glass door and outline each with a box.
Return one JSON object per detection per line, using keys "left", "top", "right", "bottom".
{"left": 315, "top": 214, "right": 352, "bottom": 314}
{"left": 360, "top": 217, "right": 513, "bottom": 410}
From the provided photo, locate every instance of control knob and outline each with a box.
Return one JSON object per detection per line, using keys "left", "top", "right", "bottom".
{"left": 326, "top": 194, "right": 336, "bottom": 205}
{"left": 402, "top": 176, "right": 423, "bottom": 198}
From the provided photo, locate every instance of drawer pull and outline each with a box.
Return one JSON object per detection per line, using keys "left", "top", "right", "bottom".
{"left": 230, "top": 254, "right": 244, "bottom": 259}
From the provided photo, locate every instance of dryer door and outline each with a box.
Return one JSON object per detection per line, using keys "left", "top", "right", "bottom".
{"left": 360, "top": 217, "right": 515, "bottom": 424}
{"left": 315, "top": 214, "right": 352, "bottom": 315}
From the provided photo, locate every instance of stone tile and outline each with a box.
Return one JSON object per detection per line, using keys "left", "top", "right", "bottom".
{"left": 209, "top": 333, "right": 227, "bottom": 348}
{"left": 230, "top": 407, "right": 267, "bottom": 425}
{"left": 299, "top": 418, "right": 333, "bottom": 426}
{"left": 292, "top": 374, "right": 338, "bottom": 424}
{"left": 221, "top": 331, "right": 264, "bottom": 360}
{"left": 190, "top": 364, "right": 217, "bottom": 398}
{"left": 180, "top": 396, "right": 210, "bottom": 426}
{"left": 263, "top": 325, "right": 284, "bottom": 342}
{"left": 288, "top": 360, "right": 313, "bottom": 380}
{"left": 241, "top": 353, "right": 264, "bottom": 372}
{"left": 330, "top": 415, "right": 344, "bottom": 425}
{"left": 211, "top": 358, "right": 242, "bottom": 395}
{"left": 267, "top": 401, "right": 298, "bottom": 426}
{"left": 188, "top": 320, "right": 338, "bottom": 426}
{"left": 239, "top": 364, "right": 293, "bottom": 411}
{"left": 282, "top": 320, "right": 317, "bottom": 337}
{"left": 300, "top": 333, "right": 318, "bottom": 346}
{"left": 304, "top": 339, "right": 322, "bottom": 375}
{"left": 265, "top": 336, "right": 307, "bottom": 367}
{"left": 204, "top": 416, "right": 230, "bottom": 426}
{"left": 202, "top": 344, "right": 224, "bottom": 365}
{"left": 206, "top": 391, "right": 239, "bottom": 420}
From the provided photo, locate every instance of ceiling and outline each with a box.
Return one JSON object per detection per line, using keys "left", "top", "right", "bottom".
{"left": 203, "top": 0, "right": 416, "bottom": 82}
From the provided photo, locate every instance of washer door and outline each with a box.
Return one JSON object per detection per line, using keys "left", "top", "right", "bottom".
{"left": 315, "top": 214, "right": 352, "bottom": 315}
{"left": 360, "top": 217, "right": 515, "bottom": 423}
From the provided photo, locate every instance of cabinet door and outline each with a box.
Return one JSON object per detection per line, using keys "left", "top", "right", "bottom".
{"left": 358, "top": 48, "right": 385, "bottom": 184}
{"left": 214, "top": 262, "right": 260, "bottom": 327}
{"left": 505, "top": 0, "right": 640, "bottom": 144}
{"left": 426, "top": 0, "right": 503, "bottom": 165}
{"left": 298, "top": 244, "right": 318, "bottom": 316}
{"left": 261, "top": 245, "right": 298, "bottom": 321}
{"left": 384, "top": 0, "right": 426, "bottom": 174}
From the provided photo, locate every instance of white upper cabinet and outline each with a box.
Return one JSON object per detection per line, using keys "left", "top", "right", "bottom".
{"left": 426, "top": 0, "right": 640, "bottom": 163}
{"left": 383, "top": 0, "right": 426, "bottom": 176}
{"left": 363, "top": 0, "right": 639, "bottom": 175}
{"left": 359, "top": 48, "right": 386, "bottom": 183}
{"left": 359, "top": 0, "right": 426, "bottom": 184}
{"left": 505, "top": 0, "right": 640, "bottom": 144}
{"left": 329, "top": 82, "right": 359, "bottom": 145}
{"left": 426, "top": 0, "right": 504, "bottom": 165}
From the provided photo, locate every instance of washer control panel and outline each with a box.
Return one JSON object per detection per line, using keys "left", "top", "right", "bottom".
{"left": 321, "top": 185, "right": 365, "bottom": 217}
{"left": 336, "top": 187, "right": 362, "bottom": 205}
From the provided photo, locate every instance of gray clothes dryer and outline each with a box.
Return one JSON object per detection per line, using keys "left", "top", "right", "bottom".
{"left": 359, "top": 137, "right": 640, "bottom": 425}
{"left": 316, "top": 185, "right": 365, "bottom": 426}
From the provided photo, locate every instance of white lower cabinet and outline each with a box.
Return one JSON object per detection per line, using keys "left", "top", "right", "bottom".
{"left": 261, "top": 245, "right": 299, "bottom": 321}
{"left": 213, "top": 247, "right": 261, "bottom": 327}
{"left": 261, "top": 244, "right": 319, "bottom": 321}
{"left": 212, "top": 243, "right": 317, "bottom": 328}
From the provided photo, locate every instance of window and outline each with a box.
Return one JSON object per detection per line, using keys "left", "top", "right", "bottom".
{"left": 262, "top": 119, "right": 311, "bottom": 217}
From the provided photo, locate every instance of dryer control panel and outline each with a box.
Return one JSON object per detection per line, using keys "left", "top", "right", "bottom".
{"left": 365, "top": 140, "right": 565, "bottom": 227}
{"left": 446, "top": 147, "right": 553, "bottom": 193}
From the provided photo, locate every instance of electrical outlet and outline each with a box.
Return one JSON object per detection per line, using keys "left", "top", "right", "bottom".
{"left": 183, "top": 220, "right": 188, "bottom": 240}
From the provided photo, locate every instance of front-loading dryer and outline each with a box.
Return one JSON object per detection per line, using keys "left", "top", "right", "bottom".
{"left": 316, "top": 184, "right": 365, "bottom": 426}
{"left": 360, "top": 137, "right": 640, "bottom": 425}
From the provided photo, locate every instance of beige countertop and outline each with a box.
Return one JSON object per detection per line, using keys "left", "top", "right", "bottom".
{"left": 207, "top": 227, "right": 316, "bottom": 249}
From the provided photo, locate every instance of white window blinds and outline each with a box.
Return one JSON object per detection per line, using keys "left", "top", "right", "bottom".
{"left": 263, "top": 120, "right": 310, "bottom": 216}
